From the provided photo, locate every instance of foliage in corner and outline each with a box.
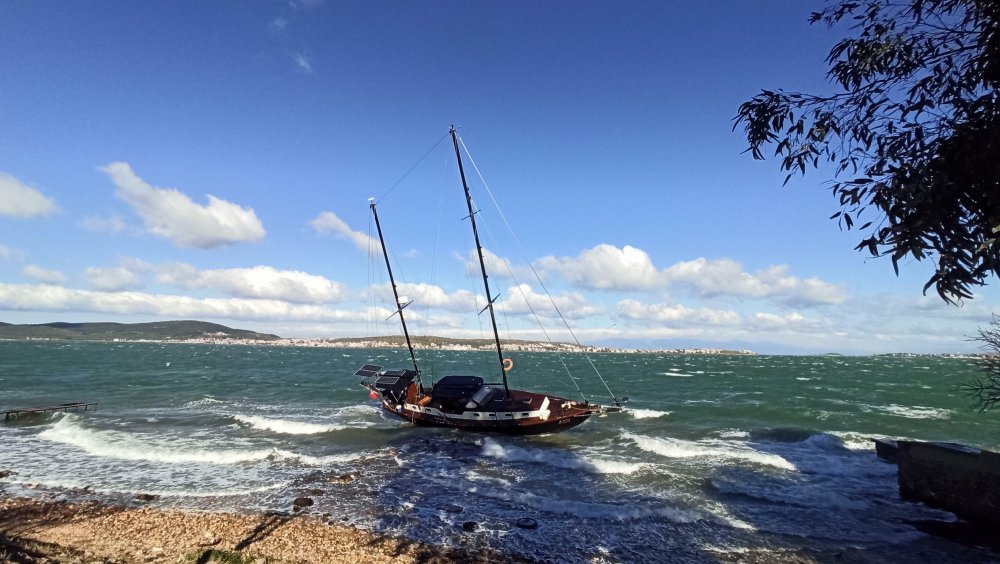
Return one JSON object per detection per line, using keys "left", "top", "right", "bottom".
{"left": 965, "top": 314, "right": 1000, "bottom": 411}
{"left": 734, "top": 0, "right": 1000, "bottom": 303}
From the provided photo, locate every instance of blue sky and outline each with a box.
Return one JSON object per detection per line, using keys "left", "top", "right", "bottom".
{"left": 1, "top": 1, "right": 996, "bottom": 354}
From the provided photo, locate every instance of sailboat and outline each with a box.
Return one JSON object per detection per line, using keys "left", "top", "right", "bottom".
{"left": 354, "top": 127, "right": 623, "bottom": 435}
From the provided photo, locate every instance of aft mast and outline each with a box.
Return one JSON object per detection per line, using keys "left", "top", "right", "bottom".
{"left": 369, "top": 199, "right": 421, "bottom": 388}
{"left": 450, "top": 126, "right": 511, "bottom": 398}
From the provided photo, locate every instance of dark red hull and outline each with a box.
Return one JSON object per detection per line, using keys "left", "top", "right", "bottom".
{"left": 375, "top": 387, "right": 601, "bottom": 435}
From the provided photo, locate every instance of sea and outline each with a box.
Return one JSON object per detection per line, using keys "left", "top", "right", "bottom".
{"left": 1, "top": 340, "right": 997, "bottom": 563}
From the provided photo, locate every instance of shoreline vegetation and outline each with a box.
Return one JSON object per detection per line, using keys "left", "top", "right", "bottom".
{"left": 0, "top": 320, "right": 757, "bottom": 355}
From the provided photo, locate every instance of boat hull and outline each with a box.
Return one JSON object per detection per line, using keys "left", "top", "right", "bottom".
{"left": 374, "top": 387, "right": 599, "bottom": 435}
{"left": 401, "top": 408, "right": 591, "bottom": 435}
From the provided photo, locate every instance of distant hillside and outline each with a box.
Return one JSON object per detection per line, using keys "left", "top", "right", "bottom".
{"left": 0, "top": 321, "right": 280, "bottom": 342}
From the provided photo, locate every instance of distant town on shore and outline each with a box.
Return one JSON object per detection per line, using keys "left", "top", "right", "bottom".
{"left": 0, "top": 320, "right": 757, "bottom": 356}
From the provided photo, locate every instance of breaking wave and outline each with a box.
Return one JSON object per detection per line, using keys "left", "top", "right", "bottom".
{"left": 480, "top": 438, "right": 647, "bottom": 475}
{"left": 40, "top": 416, "right": 274, "bottom": 464}
{"left": 627, "top": 408, "right": 671, "bottom": 419}
{"left": 622, "top": 432, "right": 797, "bottom": 471}
{"left": 38, "top": 414, "right": 350, "bottom": 467}
{"left": 233, "top": 414, "right": 349, "bottom": 435}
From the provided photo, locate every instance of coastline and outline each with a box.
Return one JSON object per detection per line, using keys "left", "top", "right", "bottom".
{"left": 0, "top": 494, "right": 509, "bottom": 563}
{"left": 2, "top": 335, "right": 757, "bottom": 355}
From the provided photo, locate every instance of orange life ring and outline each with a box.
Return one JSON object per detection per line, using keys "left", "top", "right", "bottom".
{"left": 502, "top": 358, "right": 514, "bottom": 371}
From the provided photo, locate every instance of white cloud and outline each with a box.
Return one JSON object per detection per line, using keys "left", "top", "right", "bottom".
{"left": 23, "top": 264, "right": 66, "bottom": 284}
{"left": 80, "top": 215, "right": 127, "bottom": 234}
{"left": 292, "top": 51, "right": 313, "bottom": 74}
{"left": 83, "top": 266, "right": 145, "bottom": 291}
{"left": 310, "top": 211, "right": 378, "bottom": 253}
{"left": 461, "top": 248, "right": 534, "bottom": 281}
{"left": 535, "top": 244, "right": 661, "bottom": 291}
{"left": 100, "top": 162, "right": 265, "bottom": 249}
{"left": 662, "top": 258, "right": 847, "bottom": 306}
{"left": 617, "top": 298, "right": 740, "bottom": 327}
{"left": 536, "top": 244, "right": 846, "bottom": 306}
{"left": 393, "top": 282, "right": 478, "bottom": 313}
{"left": 156, "top": 263, "right": 346, "bottom": 304}
{"left": 0, "top": 283, "right": 364, "bottom": 324}
{"left": 502, "top": 283, "right": 603, "bottom": 320}
{"left": 747, "top": 311, "right": 807, "bottom": 330}
{"left": 0, "top": 172, "right": 56, "bottom": 218}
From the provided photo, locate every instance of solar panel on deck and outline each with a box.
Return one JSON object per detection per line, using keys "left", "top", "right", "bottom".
{"left": 376, "top": 376, "right": 401, "bottom": 386}
{"left": 354, "top": 364, "right": 382, "bottom": 378}
{"left": 381, "top": 369, "right": 409, "bottom": 377}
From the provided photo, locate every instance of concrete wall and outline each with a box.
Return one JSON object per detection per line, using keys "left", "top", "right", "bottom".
{"left": 896, "top": 440, "right": 1000, "bottom": 527}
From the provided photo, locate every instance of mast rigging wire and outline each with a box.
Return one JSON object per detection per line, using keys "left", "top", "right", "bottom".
{"left": 458, "top": 136, "right": 622, "bottom": 406}
{"left": 375, "top": 131, "right": 450, "bottom": 205}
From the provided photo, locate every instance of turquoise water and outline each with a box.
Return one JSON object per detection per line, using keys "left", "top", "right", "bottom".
{"left": 0, "top": 341, "right": 996, "bottom": 562}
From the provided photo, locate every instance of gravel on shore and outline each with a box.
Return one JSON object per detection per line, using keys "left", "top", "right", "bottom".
{"left": 0, "top": 496, "right": 504, "bottom": 563}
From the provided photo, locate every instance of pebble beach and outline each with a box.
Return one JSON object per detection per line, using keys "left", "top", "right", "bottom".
{"left": 0, "top": 495, "right": 506, "bottom": 563}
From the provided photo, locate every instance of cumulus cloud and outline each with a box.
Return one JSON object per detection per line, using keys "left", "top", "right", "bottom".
{"left": 536, "top": 244, "right": 846, "bottom": 306}
{"left": 0, "top": 172, "right": 57, "bottom": 218}
{"left": 503, "top": 284, "right": 603, "bottom": 320}
{"left": 617, "top": 298, "right": 740, "bottom": 327}
{"left": 392, "top": 282, "right": 478, "bottom": 313}
{"left": 156, "top": 263, "right": 346, "bottom": 304}
{"left": 461, "top": 248, "right": 535, "bottom": 281}
{"left": 662, "top": 258, "right": 847, "bottom": 306}
{"left": 83, "top": 266, "right": 145, "bottom": 291}
{"left": 100, "top": 162, "right": 265, "bottom": 249}
{"left": 310, "top": 211, "right": 378, "bottom": 252}
{"left": 23, "top": 265, "right": 66, "bottom": 284}
{"left": 0, "top": 283, "right": 364, "bottom": 324}
{"left": 535, "top": 244, "right": 660, "bottom": 291}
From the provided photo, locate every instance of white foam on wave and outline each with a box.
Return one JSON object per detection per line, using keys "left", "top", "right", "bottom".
{"left": 627, "top": 408, "right": 672, "bottom": 420}
{"left": 233, "top": 414, "right": 350, "bottom": 435}
{"left": 660, "top": 372, "right": 693, "bottom": 377}
{"left": 716, "top": 428, "right": 749, "bottom": 440}
{"left": 40, "top": 416, "right": 274, "bottom": 465}
{"left": 622, "top": 431, "right": 796, "bottom": 471}
{"left": 481, "top": 438, "right": 647, "bottom": 475}
{"left": 335, "top": 404, "right": 381, "bottom": 416}
{"left": 877, "top": 404, "right": 951, "bottom": 420}
{"left": 829, "top": 431, "right": 892, "bottom": 451}
{"left": 38, "top": 414, "right": 347, "bottom": 467}
{"left": 5, "top": 477, "right": 286, "bottom": 498}
{"left": 183, "top": 396, "right": 223, "bottom": 408}
{"left": 271, "top": 449, "right": 363, "bottom": 466}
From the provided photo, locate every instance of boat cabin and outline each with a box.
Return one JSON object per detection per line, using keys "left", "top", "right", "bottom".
{"left": 430, "top": 375, "right": 499, "bottom": 410}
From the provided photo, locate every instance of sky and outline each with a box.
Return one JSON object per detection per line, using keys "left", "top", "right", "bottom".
{"left": 1, "top": 1, "right": 997, "bottom": 355}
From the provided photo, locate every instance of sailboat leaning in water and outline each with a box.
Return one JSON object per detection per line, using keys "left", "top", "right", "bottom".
{"left": 354, "top": 127, "right": 624, "bottom": 435}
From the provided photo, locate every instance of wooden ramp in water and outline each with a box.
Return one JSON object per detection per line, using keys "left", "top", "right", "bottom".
{"left": 3, "top": 402, "right": 98, "bottom": 421}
